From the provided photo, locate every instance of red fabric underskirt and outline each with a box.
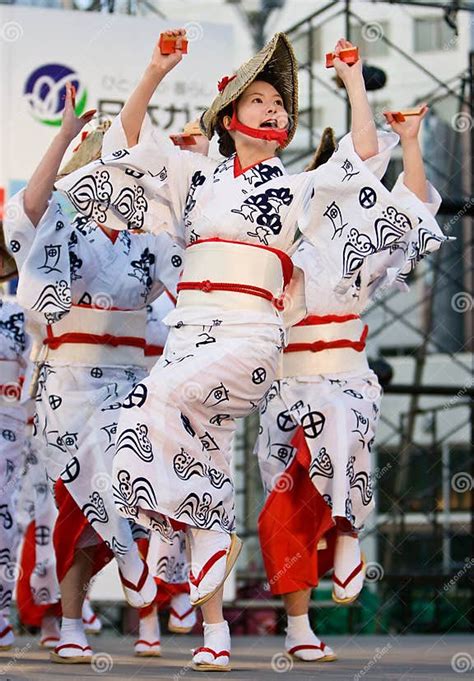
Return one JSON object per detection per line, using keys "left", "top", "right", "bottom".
{"left": 53, "top": 479, "right": 113, "bottom": 584}
{"left": 258, "top": 427, "right": 337, "bottom": 595}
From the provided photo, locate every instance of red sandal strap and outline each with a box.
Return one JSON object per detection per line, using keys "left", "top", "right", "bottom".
{"left": 119, "top": 562, "right": 149, "bottom": 592}
{"left": 288, "top": 643, "right": 326, "bottom": 654}
{"left": 54, "top": 643, "right": 92, "bottom": 654}
{"left": 333, "top": 560, "right": 364, "bottom": 589}
{"left": 189, "top": 549, "right": 227, "bottom": 587}
{"left": 83, "top": 613, "right": 97, "bottom": 625}
{"left": 194, "top": 647, "right": 230, "bottom": 659}
{"left": 169, "top": 606, "right": 194, "bottom": 621}
{"left": 0, "top": 625, "right": 12, "bottom": 638}
{"left": 41, "top": 636, "right": 60, "bottom": 644}
{"left": 135, "top": 639, "right": 160, "bottom": 647}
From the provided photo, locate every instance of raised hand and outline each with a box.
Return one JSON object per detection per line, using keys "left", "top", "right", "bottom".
{"left": 59, "top": 82, "right": 96, "bottom": 143}
{"left": 384, "top": 104, "right": 429, "bottom": 141}
{"left": 333, "top": 38, "right": 363, "bottom": 85}
{"left": 149, "top": 29, "right": 187, "bottom": 75}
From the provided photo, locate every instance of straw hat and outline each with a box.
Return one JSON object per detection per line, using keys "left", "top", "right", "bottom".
{"left": 56, "top": 119, "right": 111, "bottom": 180}
{"left": 182, "top": 120, "right": 203, "bottom": 136}
{"left": 305, "top": 127, "right": 337, "bottom": 171}
{"left": 0, "top": 223, "right": 18, "bottom": 283}
{"left": 200, "top": 32, "right": 298, "bottom": 147}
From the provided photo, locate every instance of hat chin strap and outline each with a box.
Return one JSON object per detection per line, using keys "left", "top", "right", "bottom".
{"left": 228, "top": 105, "right": 288, "bottom": 145}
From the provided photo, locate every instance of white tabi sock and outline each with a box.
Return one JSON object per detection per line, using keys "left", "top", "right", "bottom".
{"left": 58, "top": 617, "right": 89, "bottom": 653}
{"left": 285, "top": 613, "right": 335, "bottom": 661}
{"left": 40, "top": 615, "right": 60, "bottom": 643}
{"left": 139, "top": 606, "right": 160, "bottom": 642}
{"left": 193, "top": 620, "right": 230, "bottom": 667}
{"left": 334, "top": 533, "right": 362, "bottom": 581}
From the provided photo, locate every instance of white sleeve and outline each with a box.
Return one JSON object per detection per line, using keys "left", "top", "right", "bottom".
{"left": 336, "top": 130, "right": 399, "bottom": 181}
{"left": 298, "top": 130, "right": 448, "bottom": 294}
{"left": 4, "top": 190, "right": 72, "bottom": 324}
{"left": 101, "top": 112, "right": 155, "bottom": 156}
{"left": 391, "top": 171, "right": 442, "bottom": 217}
{"left": 55, "top": 113, "right": 217, "bottom": 242}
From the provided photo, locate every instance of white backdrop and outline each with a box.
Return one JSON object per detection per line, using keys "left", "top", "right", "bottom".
{"left": 1, "top": 6, "right": 237, "bottom": 602}
{"left": 0, "top": 6, "right": 234, "bottom": 196}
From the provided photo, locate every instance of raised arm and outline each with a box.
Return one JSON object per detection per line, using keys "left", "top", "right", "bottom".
{"left": 24, "top": 83, "right": 96, "bottom": 227}
{"left": 385, "top": 104, "right": 429, "bottom": 202}
{"left": 333, "top": 38, "right": 379, "bottom": 160}
{"left": 121, "top": 29, "right": 186, "bottom": 147}
{"left": 23, "top": 83, "right": 96, "bottom": 227}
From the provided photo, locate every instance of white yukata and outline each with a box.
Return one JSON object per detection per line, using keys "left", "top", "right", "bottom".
{"left": 4, "top": 190, "right": 182, "bottom": 585}
{"left": 54, "top": 115, "right": 446, "bottom": 544}
{"left": 256, "top": 160, "right": 446, "bottom": 593}
{"left": 0, "top": 300, "right": 29, "bottom": 616}
{"left": 143, "top": 294, "right": 191, "bottom": 597}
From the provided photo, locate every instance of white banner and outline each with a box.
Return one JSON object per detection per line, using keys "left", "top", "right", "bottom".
{"left": 0, "top": 6, "right": 234, "bottom": 202}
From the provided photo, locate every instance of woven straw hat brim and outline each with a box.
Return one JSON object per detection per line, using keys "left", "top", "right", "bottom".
{"left": 55, "top": 120, "right": 111, "bottom": 181}
{"left": 182, "top": 120, "right": 203, "bottom": 136}
{"left": 201, "top": 32, "right": 298, "bottom": 147}
{"left": 0, "top": 223, "right": 18, "bottom": 282}
{"left": 305, "top": 127, "right": 337, "bottom": 171}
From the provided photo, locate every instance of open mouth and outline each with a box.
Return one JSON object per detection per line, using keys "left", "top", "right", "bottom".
{"left": 260, "top": 119, "right": 279, "bottom": 129}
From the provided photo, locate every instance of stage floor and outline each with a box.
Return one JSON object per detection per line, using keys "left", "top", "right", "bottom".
{"left": 1, "top": 634, "right": 472, "bottom": 680}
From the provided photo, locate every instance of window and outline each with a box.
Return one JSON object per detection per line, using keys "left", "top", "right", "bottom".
{"left": 292, "top": 25, "right": 322, "bottom": 64}
{"left": 414, "top": 17, "right": 457, "bottom": 52}
{"left": 351, "top": 21, "right": 389, "bottom": 58}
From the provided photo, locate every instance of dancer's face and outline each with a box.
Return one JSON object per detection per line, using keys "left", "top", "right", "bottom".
{"left": 236, "top": 80, "right": 289, "bottom": 131}
{"left": 224, "top": 80, "right": 289, "bottom": 155}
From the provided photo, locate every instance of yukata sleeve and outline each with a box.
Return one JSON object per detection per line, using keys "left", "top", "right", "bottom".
{"left": 144, "top": 232, "right": 184, "bottom": 302}
{"left": 55, "top": 113, "right": 217, "bottom": 242}
{"left": 3, "top": 189, "right": 72, "bottom": 325}
{"left": 364, "top": 171, "right": 448, "bottom": 294}
{"left": 297, "top": 130, "right": 448, "bottom": 294}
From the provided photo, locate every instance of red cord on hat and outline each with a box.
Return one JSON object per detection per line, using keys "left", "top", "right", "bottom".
{"left": 217, "top": 75, "right": 236, "bottom": 92}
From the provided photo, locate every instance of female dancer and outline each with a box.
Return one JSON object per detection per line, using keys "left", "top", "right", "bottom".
{"left": 4, "top": 83, "right": 182, "bottom": 663}
{"left": 134, "top": 291, "right": 196, "bottom": 658}
{"left": 256, "top": 108, "right": 446, "bottom": 661}
{"left": 56, "top": 32, "right": 443, "bottom": 671}
{"left": 0, "top": 293, "right": 29, "bottom": 650}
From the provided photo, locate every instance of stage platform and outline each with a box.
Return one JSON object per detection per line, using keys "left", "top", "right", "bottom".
{"left": 1, "top": 634, "right": 472, "bottom": 680}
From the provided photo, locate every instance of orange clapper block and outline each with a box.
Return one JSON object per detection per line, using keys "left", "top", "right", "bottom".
{"left": 169, "top": 134, "right": 197, "bottom": 146}
{"left": 383, "top": 106, "right": 424, "bottom": 123}
{"left": 325, "top": 46, "right": 359, "bottom": 68}
{"left": 159, "top": 33, "right": 189, "bottom": 55}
